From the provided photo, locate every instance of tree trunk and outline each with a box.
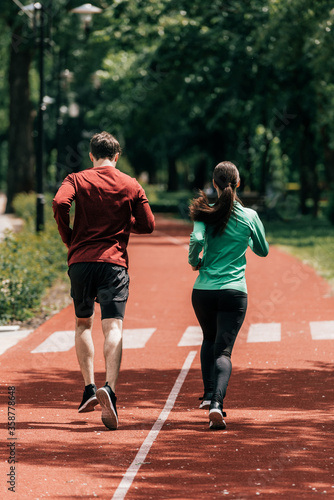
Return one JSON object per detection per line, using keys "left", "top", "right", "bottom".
{"left": 299, "top": 167, "right": 308, "bottom": 215}
{"left": 192, "top": 155, "right": 207, "bottom": 190}
{"left": 321, "top": 128, "right": 334, "bottom": 186}
{"left": 300, "top": 116, "right": 319, "bottom": 217}
{"left": 311, "top": 168, "right": 320, "bottom": 217}
{"left": 259, "top": 138, "right": 271, "bottom": 195}
{"left": 243, "top": 135, "right": 255, "bottom": 191}
{"left": 167, "top": 156, "right": 178, "bottom": 191}
{"left": 6, "top": 32, "right": 35, "bottom": 213}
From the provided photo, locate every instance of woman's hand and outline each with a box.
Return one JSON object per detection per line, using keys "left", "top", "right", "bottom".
{"left": 191, "top": 259, "right": 202, "bottom": 271}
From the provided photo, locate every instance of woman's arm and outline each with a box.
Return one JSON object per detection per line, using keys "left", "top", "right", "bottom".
{"left": 188, "top": 221, "right": 206, "bottom": 269}
{"left": 249, "top": 213, "right": 269, "bottom": 257}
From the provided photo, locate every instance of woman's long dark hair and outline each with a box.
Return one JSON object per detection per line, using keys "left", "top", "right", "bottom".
{"left": 189, "top": 161, "right": 242, "bottom": 236}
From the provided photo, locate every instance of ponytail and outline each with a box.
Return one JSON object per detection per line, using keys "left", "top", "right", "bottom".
{"left": 189, "top": 161, "right": 241, "bottom": 236}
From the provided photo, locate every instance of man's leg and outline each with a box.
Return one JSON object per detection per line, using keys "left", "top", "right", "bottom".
{"left": 75, "top": 315, "right": 95, "bottom": 385}
{"left": 101, "top": 317, "right": 123, "bottom": 391}
{"left": 75, "top": 315, "right": 99, "bottom": 413}
{"left": 95, "top": 317, "right": 123, "bottom": 430}
{"left": 95, "top": 267, "right": 128, "bottom": 430}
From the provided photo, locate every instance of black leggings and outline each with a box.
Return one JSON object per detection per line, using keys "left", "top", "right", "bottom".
{"left": 192, "top": 288, "right": 248, "bottom": 406}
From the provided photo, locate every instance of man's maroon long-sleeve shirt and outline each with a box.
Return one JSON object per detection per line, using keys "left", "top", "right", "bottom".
{"left": 52, "top": 165, "right": 155, "bottom": 268}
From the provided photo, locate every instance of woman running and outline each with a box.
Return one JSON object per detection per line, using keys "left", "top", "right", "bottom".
{"left": 188, "top": 161, "right": 269, "bottom": 430}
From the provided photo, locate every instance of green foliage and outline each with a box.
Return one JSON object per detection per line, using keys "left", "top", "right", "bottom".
{"left": 0, "top": 193, "right": 68, "bottom": 324}
{"left": 86, "top": 0, "right": 334, "bottom": 204}
{"left": 1, "top": 0, "right": 334, "bottom": 217}
{"left": 145, "top": 186, "right": 193, "bottom": 214}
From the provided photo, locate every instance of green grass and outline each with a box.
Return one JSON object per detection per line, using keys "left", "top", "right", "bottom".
{"left": 265, "top": 216, "right": 334, "bottom": 290}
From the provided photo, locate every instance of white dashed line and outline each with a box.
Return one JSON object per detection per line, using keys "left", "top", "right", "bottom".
{"left": 1, "top": 320, "right": 333, "bottom": 357}
{"left": 310, "top": 321, "right": 334, "bottom": 340}
{"left": 178, "top": 326, "right": 202, "bottom": 346}
{"left": 123, "top": 328, "right": 156, "bottom": 349}
{"left": 31, "top": 330, "right": 75, "bottom": 353}
{"left": 30, "top": 328, "right": 156, "bottom": 354}
{"left": 0, "top": 329, "right": 33, "bottom": 355}
{"left": 247, "top": 323, "right": 281, "bottom": 343}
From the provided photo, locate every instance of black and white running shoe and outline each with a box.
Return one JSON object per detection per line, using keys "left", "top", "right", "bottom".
{"left": 96, "top": 383, "right": 118, "bottom": 430}
{"left": 199, "top": 393, "right": 213, "bottom": 410}
{"left": 78, "top": 384, "right": 98, "bottom": 413}
{"left": 209, "top": 401, "right": 227, "bottom": 430}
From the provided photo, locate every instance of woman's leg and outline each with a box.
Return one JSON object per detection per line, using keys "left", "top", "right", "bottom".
{"left": 212, "top": 290, "right": 248, "bottom": 405}
{"left": 200, "top": 340, "right": 215, "bottom": 395}
{"left": 192, "top": 289, "right": 218, "bottom": 396}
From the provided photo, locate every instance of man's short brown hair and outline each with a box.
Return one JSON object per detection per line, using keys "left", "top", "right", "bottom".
{"left": 90, "top": 132, "right": 122, "bottom": 161}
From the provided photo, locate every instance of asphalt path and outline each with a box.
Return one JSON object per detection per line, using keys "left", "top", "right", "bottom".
{"left": 1, "top": 215, "right": 333, "bottom": 499}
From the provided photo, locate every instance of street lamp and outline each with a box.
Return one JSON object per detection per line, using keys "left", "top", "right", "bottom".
{"left": 22, "top": 2, "right": 45, "bottom": 232}
{"left": 20, "top": 2, "right": 102, "bottom": 232}
{"left": 70, "top": 4, "right": 102, "bottom": 36}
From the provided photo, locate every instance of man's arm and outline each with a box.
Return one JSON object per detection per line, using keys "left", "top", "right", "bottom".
{"left": 130, "top": 185, "right": 155, "bottom": 234}
{"left": 52, "top": 176, "right": 75, "bottom": 247}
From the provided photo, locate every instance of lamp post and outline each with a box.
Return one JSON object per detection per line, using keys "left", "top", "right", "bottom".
{"left": 70, "top": 3, "right": 102, "bottom": 34}
{"left": 36, "top": 2, "right": 45, "bottom": 233}
{"left": 20, "top": 2, "right": 102, "bottom": 232}
{"left": 22, "top": 2, "right": 45, "bottom": 231}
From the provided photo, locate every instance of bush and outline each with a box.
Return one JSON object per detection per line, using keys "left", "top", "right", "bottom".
{"left": 144, "top": 186, "right": 193, "bottom": 217}
{"left": 0, "top": 193, "right": 68, "bottom": 324}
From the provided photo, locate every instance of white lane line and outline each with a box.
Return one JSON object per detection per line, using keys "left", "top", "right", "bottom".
{"left": 31, "top": 331, "right": 75, "bottom": 353}
{"left": 178, "top": 326, "right": 202, "bottom": 346}
{"left": 31, "top": 328, "right": 156, "bottom": 354}
{"left": 0, "top": 325, "right": 20, "bottom": 332}
{"left": 310, "top": 321, "right": 334, "bottom": 340}
{"left": 111, "top": 350, "right": 197, "bottom": 500}
{"left": 0, "top": 329, "right": 33, "bottom": 355}
{"left": 154, "top": 230, "right": 189, "bottom": 250}
{"left": 123, "top": 328, "right": 156, "bottom": 349}
{"left": 247, "top": 323, "right": 281, "bottom": 343}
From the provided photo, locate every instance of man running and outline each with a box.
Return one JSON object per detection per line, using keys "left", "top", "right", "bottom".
{"left": 53, "top": 131, "right": 155, "bottom": 430}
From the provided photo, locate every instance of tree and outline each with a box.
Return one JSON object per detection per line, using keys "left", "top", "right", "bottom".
{"left": 2, "top": 0, "right": 334, "bottom": 219}
{"left": 0, "top": 4, "right": 35, "bottom": 212}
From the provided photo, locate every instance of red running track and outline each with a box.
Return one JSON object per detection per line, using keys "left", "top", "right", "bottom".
{"left": 1, "top": 215, "right": 333, "bottom": 499}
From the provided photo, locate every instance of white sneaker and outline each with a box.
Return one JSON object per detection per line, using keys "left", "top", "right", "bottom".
{"left": 209, "top": 402, "right": 227, "bottom": 430}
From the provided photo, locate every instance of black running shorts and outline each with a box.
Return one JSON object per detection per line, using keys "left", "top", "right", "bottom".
{"left": 68, "top": 262, "right": 129, "bottom": 320}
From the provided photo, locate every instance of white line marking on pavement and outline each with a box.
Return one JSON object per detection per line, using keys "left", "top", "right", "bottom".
{"left": 154, "top": 230, "right": 189, "bottom": 250}
{"left": 310, "top": 321, "right": 334, "bottom": 340}
{"left": 178, "top": 326, "right": 202, "bottom": 346}
{"left": 247, "top": 323, "right": 281, "bottom": 343}
{"left": 0, "top": 329, "right": 33, "bottom": 355}
{"left": 31, "top": 328, "right": 156, "bottom": 354}
{"left": 0, "top": 325, "right": 20, "bottom": 332}
{"left": 111, "top": 350, "right": 197, "bottom": 500}
{"left": 123, "top": 328, "right": 156, "bottom": 349}
{"left": 31, "top": 331, "right": 75, "bottom": 353}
